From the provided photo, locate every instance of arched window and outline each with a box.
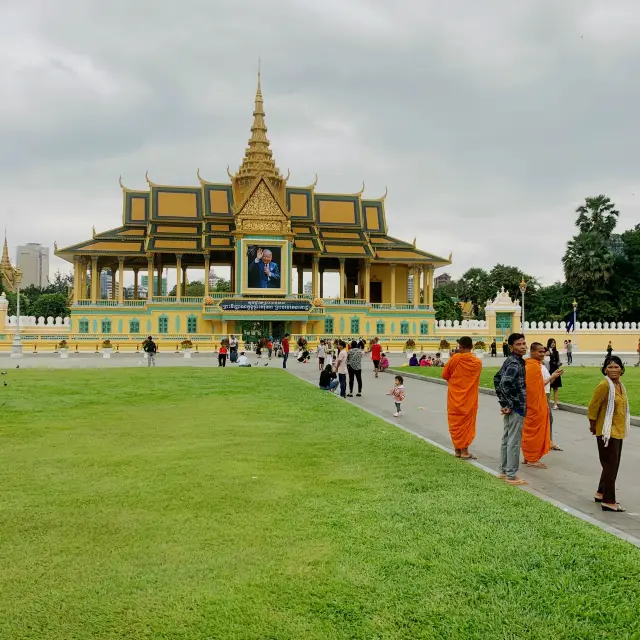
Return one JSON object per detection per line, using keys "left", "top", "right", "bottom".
{"left": 324, "top": 317, "right": 334, "bottom": 334}
{"left": 79, "top": 319, "right": 89, "bottom": 334}
{"left": 101, "top": 319, "right": 112, "bottom": 333}
{"left": 376, "top": 321, "right": 385, "bottom": 334}
{"left": 400, "top": 321, "right": 409, "bottom": 335}
{"left": 420, "top": 321, "right": 429, "bottom": 335}
{"left": 158, "top": 315, "right": 169, "bottom": 334}
{"left": 187, "top": 315, "right": 197, "bottom": 333}
{"left": 129, "top": 319, "right": 140, "bottom": 334}
{"left": 350, "top": 317, "right": 360, "bottom": 334}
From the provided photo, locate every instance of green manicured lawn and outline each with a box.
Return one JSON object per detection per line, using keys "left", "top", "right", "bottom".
{"left": 403, "top": 365, "right": 640, "bottom": 415}
{"left": 2, "top": 368, "right": 640, "bottom": 639}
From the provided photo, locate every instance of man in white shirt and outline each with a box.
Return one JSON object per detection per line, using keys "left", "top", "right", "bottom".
{"left": 541, "top": 360, "right": 562, "bottom": 451}
{"left": 317, "top": 340, "right": 326, "bottom": 371}
{"left": 237, "top": 352, "right": 251, "bottom": 367}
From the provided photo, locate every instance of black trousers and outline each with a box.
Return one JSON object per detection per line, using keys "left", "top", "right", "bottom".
{"left": 597, "top": 436, "right": 623, "bottom": 504}
{"left": 218, "top": 354, "right": 226, "bottom": 367}
{"left": 348, "top": 366, "right": 362, "bottom": 393}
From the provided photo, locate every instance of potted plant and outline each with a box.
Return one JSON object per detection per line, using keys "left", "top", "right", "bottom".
{"left": 439, "top": 339, "right": 450, "bottom": 351}
{"left": 59, "top": 339, "right": 69, "bottom": 359}
{"left": 181, "top": 338, "right": 193, "bottom": 358}
{"left": 204, "top": 296, "right": 214, "bottom": 305}
{"left": 101, "top": 339, "right": 113, "bottom": 359}
{"left": 474, "top": 340, "right": 486, "bottom": 359}
{"left": 405, "top": 338, "right": 416, "bottom": 351}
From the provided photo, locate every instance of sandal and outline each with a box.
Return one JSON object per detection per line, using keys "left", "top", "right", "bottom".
{"left": 601, "top": 504, "right": 626, "bottom": 513}
{"left": 594, "top": 497, "right": 602, "bottom": 503}
{"left": 550, "top": 444, "right": 563, "bottom": 451}
{"left": 524, "top": 461, "right": 548, "bottom": 469}
{"left": 460, "top": 454, "right": 477, "bottom": 460}
{"left": 505, "top": 478, "right": 529, "bottom": 486}
{"left": 454, "top": 449, "right": 461, "bottom": 458}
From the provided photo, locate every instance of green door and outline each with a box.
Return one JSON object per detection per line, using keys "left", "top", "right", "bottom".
{"left": 495, "top": 312, "right": 512, "bottom": 340}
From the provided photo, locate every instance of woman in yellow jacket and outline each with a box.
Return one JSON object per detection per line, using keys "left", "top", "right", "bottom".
{"left": 588, "top": 355, "right": 631, "bottom": 513}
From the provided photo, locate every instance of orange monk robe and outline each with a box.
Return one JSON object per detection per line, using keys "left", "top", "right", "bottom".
{"left": 522, "top": 359, "right": 551, "bottom": 463}
{"left": 442, "top": 353, "right": 483, "bottom": 449}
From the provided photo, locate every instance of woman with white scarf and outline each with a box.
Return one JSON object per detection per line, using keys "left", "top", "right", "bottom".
{"left": 588, "top": 356, "right": 631, "bottom": 513}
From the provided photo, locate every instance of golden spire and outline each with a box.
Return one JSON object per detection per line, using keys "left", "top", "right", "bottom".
{"left": 1, "top": 230, "right": 11, "bottom": 270}
{"left": 234, "top": 66, "right": 283, "bottom": 186}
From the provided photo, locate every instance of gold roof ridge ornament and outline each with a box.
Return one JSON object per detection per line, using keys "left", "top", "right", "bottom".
{"left": 373, "top": 186, "right": 388, "bottom": 202}
{"left": 350, "top": 181, "right": 365, "bottom": 197}
{"left": 145, "top": 171, "right": 159, "bottom": 187}
{"left": 118, "top": 175, "right": 127, "bottom": 191}
{"left": 304, "top": 173, "right": 319, "bottom": 190}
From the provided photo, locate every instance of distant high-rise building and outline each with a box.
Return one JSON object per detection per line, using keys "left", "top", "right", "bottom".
{"left": 208, "top": 268, "right": 223, "bottom": 290}
{"left": 303, "top": 281, "right": 312, "bottom": 295}
{"left": 141, "top": 275, "right": 167, "bottom": 296}
{"left": 434, "top": 273, "right": 452, "bottom": 288}
{"left": 408, "top": 274, "right": 414, "bottom": 302}
{"left": 16, "top": 243, "right": 49, "bottom": 288}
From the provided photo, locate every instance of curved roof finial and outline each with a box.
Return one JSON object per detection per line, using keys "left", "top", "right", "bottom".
{"left": 448, "top": 251, "right": 453, "bottom": 263}
{"left": 353, "top": 181, "right": 364, "bottom": 196}
{"left": 376, "top": 186, "right": 388, "bottom": 202}
{"left": 118, "top": 175, "right": 127, "bottom": 191}
{"left": 145, "top": 170, "right": 152, "bottom": 186}
{"left": 284, "top": 168, "right": 290, "bottom": 181}
{"left": 302, "top": 173, "right": 318, "bottom": 190}
{"left": 226, "top": 165, "right": 234, "bottom": 180}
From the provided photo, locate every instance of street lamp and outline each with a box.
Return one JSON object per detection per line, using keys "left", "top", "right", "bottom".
{"left": 519, "top": 278, "right": 527, "bottom": 330}
{"left": 10, "top": 266, "right": 23, "bottom": 359}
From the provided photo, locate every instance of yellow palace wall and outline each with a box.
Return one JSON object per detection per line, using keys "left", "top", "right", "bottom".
{"left": 370, "top": 264, "right": 410, "bottom": 304}
{"left": 3, "top": 302, "right": 640, "bottom": 353}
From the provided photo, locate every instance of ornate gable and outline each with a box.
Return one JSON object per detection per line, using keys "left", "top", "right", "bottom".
{"left": 234, "top": 178, "right": 291, "bottom": 234}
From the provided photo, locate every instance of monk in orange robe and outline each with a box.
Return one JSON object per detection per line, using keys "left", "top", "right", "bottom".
{"left": 521, "top": 342, "right": 558, "bottom": 469}
{"left": 442, "top": 336, "right": 483, "bottom": 459}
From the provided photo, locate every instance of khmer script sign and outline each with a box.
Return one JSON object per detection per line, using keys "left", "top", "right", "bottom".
{"left": 219, "top": 299, "right": 313, "bottom": 312}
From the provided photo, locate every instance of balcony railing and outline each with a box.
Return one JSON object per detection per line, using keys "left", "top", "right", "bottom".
{"left": 75, "top": 299, "right": 146, "bottom": 307}
{"left": 322, "top": 298, "right": 369, "bottom": 306}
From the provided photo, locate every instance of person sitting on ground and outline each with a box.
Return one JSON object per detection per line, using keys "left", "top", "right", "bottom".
{"left": 432, "top": 353, "right": 445, "bottom": 367}
{"left": 409, "top": 353, "right": 419, "bottom": 367}
{"left": 237, "top": 351, "right": 251, "bottom": 367}
{"left": 319, "top": 364, "right": 339, "bottom": 391}
{"left": 419, "top": 354, "right": 427, "bottom": 366}
{"left": 379, "top": 353, "right": 390, "bottom": 371}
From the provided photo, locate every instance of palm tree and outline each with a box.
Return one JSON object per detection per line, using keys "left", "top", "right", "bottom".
{"left": 575, "top": 195, "right": 619, "bottom": 237}
{"left": 563, "top": 232, "right": 615, "bottom": 290}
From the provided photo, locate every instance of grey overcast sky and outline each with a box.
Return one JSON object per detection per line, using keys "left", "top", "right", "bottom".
{"left": 2, "top": 0, "right": 640, "bottom": 289}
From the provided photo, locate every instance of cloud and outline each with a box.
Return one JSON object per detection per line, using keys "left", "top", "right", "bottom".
{"left": 1, "top": 0, "right": 639, "bottom": 291}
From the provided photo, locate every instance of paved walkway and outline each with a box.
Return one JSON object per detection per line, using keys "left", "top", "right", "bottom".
{"left": 287, "top": 356, "right": 640, "bottom": 542}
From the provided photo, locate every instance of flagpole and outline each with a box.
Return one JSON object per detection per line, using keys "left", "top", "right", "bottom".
{"left": 572, "top": 299, "right": 578, "bottom": 353}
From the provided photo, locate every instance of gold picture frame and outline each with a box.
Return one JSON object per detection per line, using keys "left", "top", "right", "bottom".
{"left": 240, "top": 238, "right": 289, "bottom": 296}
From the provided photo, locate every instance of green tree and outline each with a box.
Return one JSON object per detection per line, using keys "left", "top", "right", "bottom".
{"left": 30, "top": 293, "right": 70, "bottom": 318}
{"left": 455, "top": 268, "right": 491, "bottom": 318}
{"left": 213, "top": 279, "right": 231, "bottom": 292}
{"left": 169, "top": 281, "right": 206, "bottom": 296}
{"left": 575, "top": 194, "right": 619, "bottom": 236}
{"left": 563, "top": 195, "right": 620, "bottom": 322}
{"left": 433, "top": 287, "right": 463, "bottom": 322}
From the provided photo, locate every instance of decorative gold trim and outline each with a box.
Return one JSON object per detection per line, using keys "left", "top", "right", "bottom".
{"left": 92, "top": 226, "right": 96, "bottom": 239}
{"left": 303, "top": 173, "right": 318, "bottom": 190}
{"left": 373, "top": 186, "right": 388, "bottom": 202}
{"left": 352, "top": 181, "right": 365, "bottom": 197}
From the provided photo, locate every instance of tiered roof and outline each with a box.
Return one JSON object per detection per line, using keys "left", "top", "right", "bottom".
{"left": 57, "top": 73, "right": 450, "bottom": 267}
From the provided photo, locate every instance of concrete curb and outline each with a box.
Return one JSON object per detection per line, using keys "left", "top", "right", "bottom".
{"left": 291, "top": 369, "right": 640, "bottom": 549}
{"left": 388, "top": 369, "right": 640, "bottom": 426}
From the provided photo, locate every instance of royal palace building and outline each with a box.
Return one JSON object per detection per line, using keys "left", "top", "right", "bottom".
{"left": 55, "top": 73, "right": 451, "bottom": 347}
